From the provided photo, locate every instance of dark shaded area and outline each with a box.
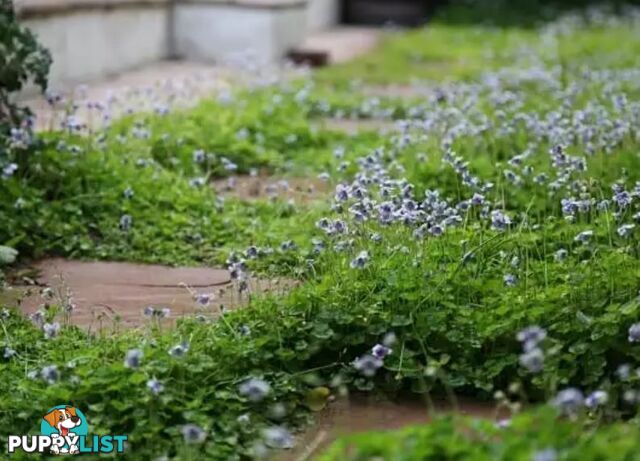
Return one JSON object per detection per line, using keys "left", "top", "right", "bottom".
{"left": 342, "top": 0, "right": 436, "bottom": 26}
{"left": 341, "top": 0, "right": 640, "bottom": 27}
{"left": 436, "top": 0, "right": 640, "bottom": 26}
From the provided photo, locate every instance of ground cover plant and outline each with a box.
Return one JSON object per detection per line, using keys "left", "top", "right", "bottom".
{"left": 319, "top": 407, "right": 640, "bottom": 461}
{"left": 2, "top": 0, "right": 640, "bottom": 460}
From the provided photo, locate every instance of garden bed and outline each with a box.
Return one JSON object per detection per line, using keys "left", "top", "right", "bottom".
{"left": 2, "top": 1, "right": 640, "bottom": 460}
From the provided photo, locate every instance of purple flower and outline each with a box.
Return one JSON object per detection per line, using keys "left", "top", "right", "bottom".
{"left": 471, "top": 193, "right": 485, "bottom": 206}
{"left": 371, "top": 344, "right": 392, "bottom": 359}
{"left": 239, "top": 378, "right": 271, "bottom": 402}
{"left": 193, "top": 149, "right": 206, "bottom": 163}
{"left": 350, "top": 251, "right": 370, "bottom": 269}
{"left": 617, "top": 224, "right": 635, "bottom": 238}
{"left": 503, "top": 273, "right": 517, "bottom": 287}
{"left": 616, "top": 364, "right": 631, "bottom": 380}
{"left": 181, "top": 424, "right": 206, "bottom": 444}
{"left": 195, "top": 293, "right": 212, "bottom": 307}
{"left": 628, "top": 323, "right": 640, "bottom": 342}
{"left": 353, "top": 354, "right": 383, "bottom": 377}
{"left": 169, "top": 342, "right": 190, "bottom": 358}
{"left": 43, "top": 322, "right": 60, "bottom": 339}
{"left": 554, "top": 249, "right": 568, "bottom": 262}
{"left": 574, "top": 230, "right": 593, "bottom": 244}
{"left": 533, "top": 448, "right": 557, "bottom": 461}
{"left": 519, "top": 347, "right": 544, "bottom": 373}
{"left": 147, "top": 378, "right": 164, "bottom": 395}
{"left": 245, "top": 246, "right": 259, "bottom": 259}
{"left": 3, "top": 346, "right": 16, "bottom": 359}
{"left": 516, "top": 326, "right": 547, "bottom": 348}
{"left": 143, "top": 306, "right": 170, "bottom": 318}
{"left": 119, "top": 214, "right": 132, "bottom": 231}
{"left": 41, "top": 365, "right": 60, "bottom": 384}
{"left": 262, "top": 426, "right": 294, "bottom": 449}
{"left": 124, "top": 349, "right": 143, "bottom": 369}
{"left": 2, "top": 163, "right": 18, "bottom": 179}
{"left": 552, "top": 388, "right": 584, "bottom": 416}
{"left": 585, "top": 390, "right": 608, "bottom": 408}
{"left": 490, "top": 210, "right": 511, "bottom": 231}
{"left": 334, "top": 184, "right": 350, "bottom": 202}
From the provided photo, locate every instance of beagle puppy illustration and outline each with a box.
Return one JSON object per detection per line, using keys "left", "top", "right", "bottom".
{"left": 43, "top": 406, "right": 81, "bottom": 454}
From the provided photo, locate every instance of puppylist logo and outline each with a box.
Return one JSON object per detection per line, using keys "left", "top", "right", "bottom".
{"left": 7, "top": 405, "right": 127, "bottom": 455}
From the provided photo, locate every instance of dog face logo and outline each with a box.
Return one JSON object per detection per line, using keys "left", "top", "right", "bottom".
{"left": 41, "top": 405, "right": 88, "bottom": 455}
{"left": 43, "top": 406, "right": 81, "bottom": 437}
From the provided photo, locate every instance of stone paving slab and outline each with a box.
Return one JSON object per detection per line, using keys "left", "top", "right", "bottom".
{"left": 294, "top": 27, "right": 381, "bottom": 64}
{"left": 314, "top": 118, "right": 397, "bottom": 136}
{"left": 25, "top": 61, "right": 232, "bottom": 131}
{"left": 361, "top": 84, "right": 431, "bottom": 98}
{"left": 285, "top": 394, "right": 500, "bottom": 461}
{"left": 16, "top": 258, "right": 291, "bottom": 330}
{"left": 212, "top": 174, "right": 330, "bottom": 203}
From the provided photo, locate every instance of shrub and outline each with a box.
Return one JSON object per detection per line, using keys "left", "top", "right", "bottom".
{"left": 0, "top": 0, "right": 51, "bottom": 160}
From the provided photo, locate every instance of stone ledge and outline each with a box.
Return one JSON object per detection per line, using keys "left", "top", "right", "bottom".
{"left": 16, "top": 0, "right": 168, "bottom": 19}
{"left": 177, "top": 0, "right": 307, "bottom": 9}
{"left": 15, "top": 0, "right": 307, "bottom": 19}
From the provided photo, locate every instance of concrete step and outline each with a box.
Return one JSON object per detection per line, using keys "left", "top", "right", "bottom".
{"left": 289, "top": 26, "right": 381, "bottom": 66}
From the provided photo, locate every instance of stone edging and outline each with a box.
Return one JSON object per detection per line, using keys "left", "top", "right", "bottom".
{"left": 16, "top": 0, "right": 307, "bottom": 19}
{"left": 176, "top": 0, "right": 307, "bottom": 10}
{"left": 16, "top": 0, "right": 169, "bottom": 19}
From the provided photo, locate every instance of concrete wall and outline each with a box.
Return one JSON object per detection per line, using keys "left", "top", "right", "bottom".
{"left": 173, "top": 1, "right": 307, "bottom": 63}
{"left": 16, "top": 0, "right": 340, "bottom": 87}
{"left": 306, "top": 0, "right": 340, "bottom": 31}
{"left": 20, "top": 2, "right": 169, "bottom": 88}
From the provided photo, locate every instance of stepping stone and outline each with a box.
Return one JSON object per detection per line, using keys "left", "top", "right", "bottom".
{"left": 285, "top": 394, "right": 499, "bottom": 460}
{"left": 361, "top": 84, "right": 431, "bottom": 98}
{"left": 212, "top": 175, "right": 330, "bottom": 203}
{"left": 289, "top": 27, "right": 381, "bottom": 66}
{"left": 15, "top": 258, "right": 291, "bottom": 330}
{"left": 24, "top": 61, "right": 234, "bottom": 131}
{"left": 315, "top": 118, "right": 397, "bottom": 136}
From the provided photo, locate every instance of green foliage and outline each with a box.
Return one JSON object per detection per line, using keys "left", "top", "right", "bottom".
{"left": 0, "top": 0, "right": 51, "bottom": 131}
{"left": 2, "top": 2, "right": 640, "bottom": 460}
{"left": 319, "top": 407, "right": 640, "bottom": 461}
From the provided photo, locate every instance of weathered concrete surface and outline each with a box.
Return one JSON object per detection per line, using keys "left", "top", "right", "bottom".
{"left": 16, "top": 258, "right": 291, "bottom": 329}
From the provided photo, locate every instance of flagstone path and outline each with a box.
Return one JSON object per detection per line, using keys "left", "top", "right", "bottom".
{"left": 286, "top": 394, "right": 501, "bottom": 461}
{"left": 15, "top": 258, "right": 292, "bottom": 331}
{"left": 212, "top": 175, "right": 330, "bottom": 203}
